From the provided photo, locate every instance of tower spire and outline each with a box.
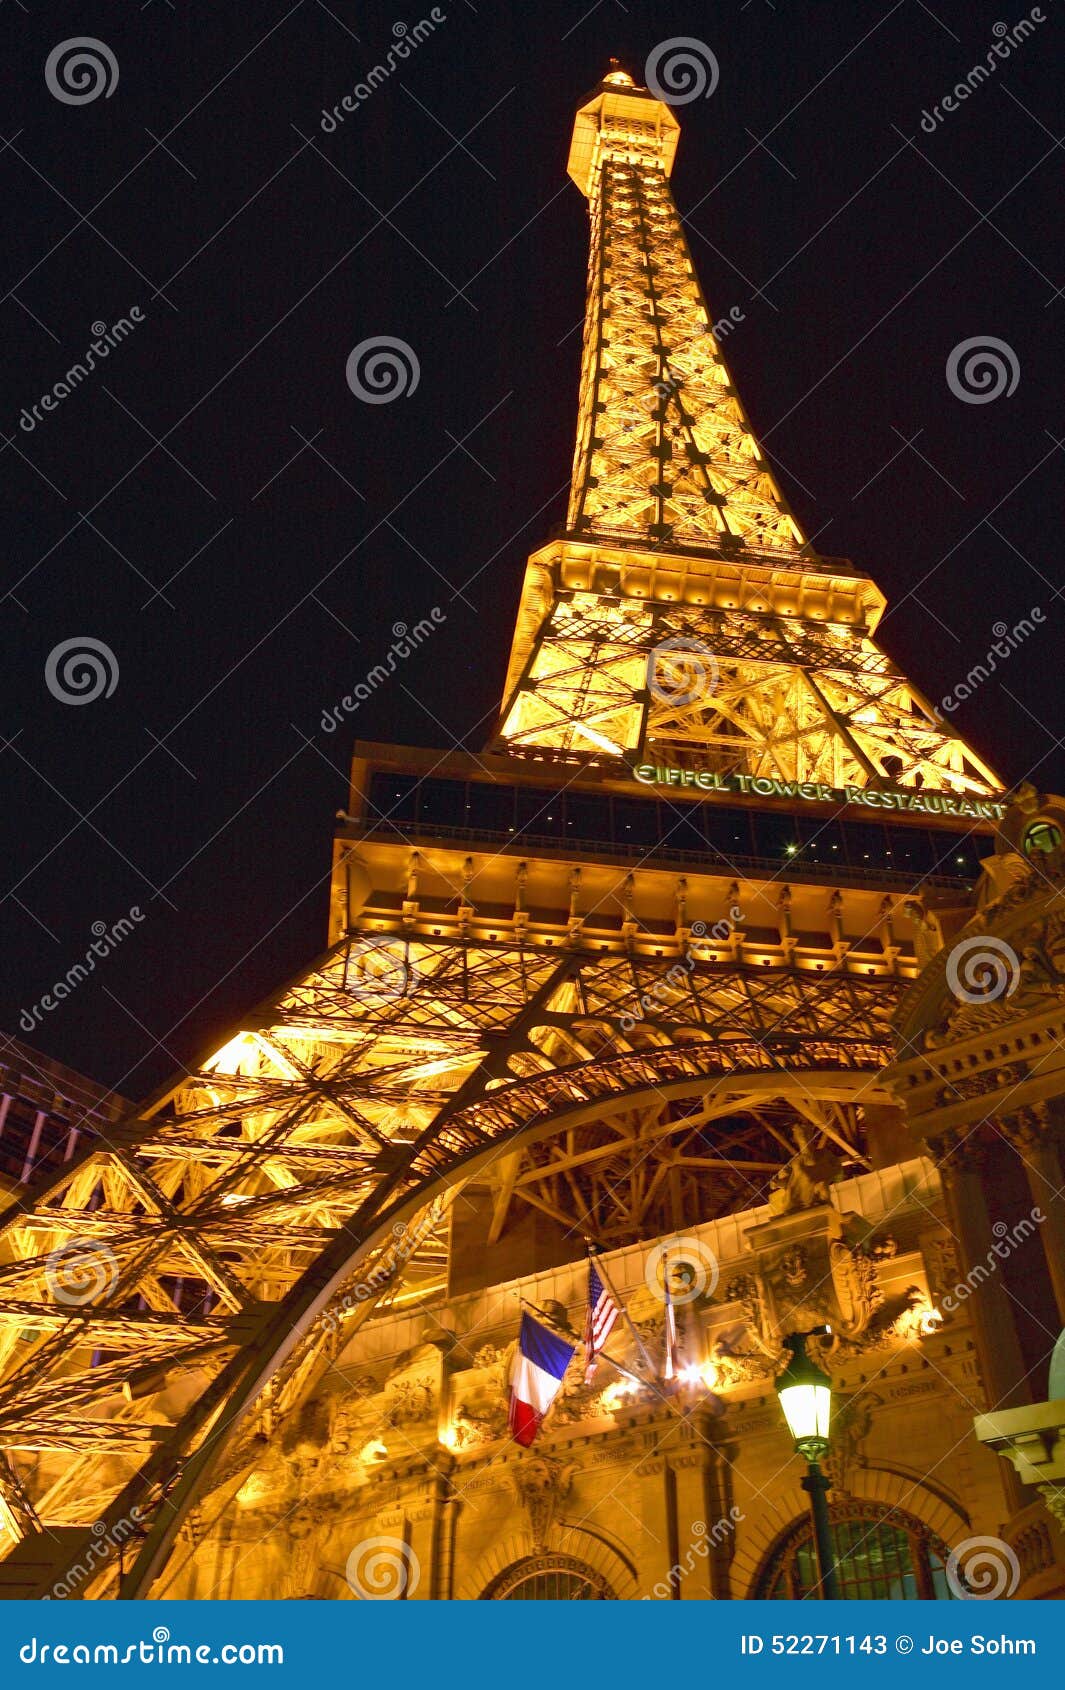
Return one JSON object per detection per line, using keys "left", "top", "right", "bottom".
{"left": 565, "top": 72, "right": 804, "bottom": 554}
{"left": 494, "top": 74, "right": 1000, "bottom": 799}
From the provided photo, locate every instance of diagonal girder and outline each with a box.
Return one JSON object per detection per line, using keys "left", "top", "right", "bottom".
{"left": 0, "top": 925, "right": 905, "bottom": 1596}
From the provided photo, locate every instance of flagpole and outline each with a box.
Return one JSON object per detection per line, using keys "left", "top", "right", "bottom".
{"left": 596, "top": 1350, "right": 651, "bottom": 1390}
{"left": 518, "top": 1293, "right": 659, "bottom": 1393}
{"left": 517, "top": 1293, "right": 577, "bottom": 1338}
{"left": 584, "top": 1238, "right": 658, "bottom": 1381}
{"left": 663, "top": 1246, "right": 677, "bottom": 1381}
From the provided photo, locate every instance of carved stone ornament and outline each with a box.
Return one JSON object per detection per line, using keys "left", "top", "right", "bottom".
{"left": 1039, "top": 1484, "right": 1065, "bottom": 1532}
{"left": 709, "top": 1324, "right": 782, "bottom": 1385}
{"left": 924, "top": 906, "right": 1065, "bottom": 1051}
{"left": 823, "top": 1390, "right": 881, "bottom": 1496}
{"left": 736, "top": 1207, "right": 891, "bottom": 1348}
{"left": 922, "top": 1235, "right": 962, "bottom": 1302}
{"left": 508, "top": 1455, "right": 577, "bottom": 1550}
{"left": 767, "top": 1145, "right": 845, "bottom": 1215}
{"left": 383, "top": 1344, "right": 441, "bottom": 1428}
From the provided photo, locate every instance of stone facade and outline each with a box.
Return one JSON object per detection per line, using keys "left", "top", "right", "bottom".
{"left": 167, "top": 1160, "right": 1026, "bottom": 1600}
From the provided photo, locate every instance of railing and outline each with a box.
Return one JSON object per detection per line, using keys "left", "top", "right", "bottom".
{"left": 347, "top": 817, "right": 969, "bottom": 892}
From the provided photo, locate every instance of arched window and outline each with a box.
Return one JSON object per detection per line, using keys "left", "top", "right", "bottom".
{"left": 753, "top": 1502, "right": 954, "bottom": 1600}
{"left": 482, "top": 1555, "right": 616, "bottom": 1600}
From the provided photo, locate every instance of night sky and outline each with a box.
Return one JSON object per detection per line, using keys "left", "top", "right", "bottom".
{"left": 2, "top": 0, "right": 1061, "bottom": 1099}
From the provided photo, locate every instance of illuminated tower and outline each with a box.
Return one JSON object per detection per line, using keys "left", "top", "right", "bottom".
{"left": 0, "top": 69, "right": 1010, "bottom": 1599}
{"left": 497, "top": 70, "right": 999, "bottom": 798}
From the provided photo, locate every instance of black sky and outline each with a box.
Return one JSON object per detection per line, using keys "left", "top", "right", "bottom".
{"left": 2, "top": 0, "right": 1061, "bottom": 1099}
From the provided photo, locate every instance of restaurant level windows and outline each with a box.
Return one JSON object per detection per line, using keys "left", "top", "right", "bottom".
{"left": 839, "top": 820, "right": 891, "bottom": 870}
{"left": 926, "top": 829, "right": 982, "bottom": 878}
{"left": 514, "top": 787, "right": 564, "bottom": 838}
{"left": 795, "top": 815, "right": 847, "bottom": 864}
{"left": 367, "top": 771, "right": 418, "bottom": 823}
{"left": 563, "top": 792, "right": 611, "bottom": 841}
{"left": 749, "top": 808, "right": 801, "bottom": 862}
{"left": 701, "top": 805, "right": 754, "bottom": 857}
{"left": 416, "top": 778, "right": 468, "bottom": 828}
{"left": 465, "top": 783, "right": 517, "bottom": 833}
{"left": 612, "top": 797, "right": 661, "bottom": 848}
{"left": 885, "top": 826, "right": 937, "bottom": 876}
{"left": 659, "top": 806, "right": 706, "bottom": 855}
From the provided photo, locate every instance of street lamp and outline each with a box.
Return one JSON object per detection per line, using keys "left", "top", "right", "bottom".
{"left": 775, "top": 1329, "right": 839, "bottom": 1600}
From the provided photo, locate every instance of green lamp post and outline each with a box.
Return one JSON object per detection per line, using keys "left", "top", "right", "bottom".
{"left": 776, "top": 1330, "right": 839, "bottom": 1600}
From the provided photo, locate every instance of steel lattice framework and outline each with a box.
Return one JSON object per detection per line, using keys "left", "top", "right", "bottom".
{"left": 0, "top": 66, "right": 1003, "bottom": 1598}
{"left": 495, "top": 71, "right": 998, "bottom": 798}
{"left": 0, "top": 928, "right": 903, "bottom": 1594}
{"left": 497, "top": 588, "right": 999, "bottom": 793}
{"left": 567, "top": 110, "right": 802, "bottom": 551}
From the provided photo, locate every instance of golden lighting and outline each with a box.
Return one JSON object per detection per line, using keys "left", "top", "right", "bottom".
{"left": 571, "top": 721, "right": 627, "bottom": 757}
{"left": 602, "top": 1379, "right": 638, "bottom": 1411}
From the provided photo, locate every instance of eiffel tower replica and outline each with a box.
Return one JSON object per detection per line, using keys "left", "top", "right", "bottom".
{"left": 0, "top": 67, "right": 1006, "bottom": 1598}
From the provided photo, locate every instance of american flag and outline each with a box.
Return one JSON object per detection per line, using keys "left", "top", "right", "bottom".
{"left": 584, "top": 1260, "right": 620, "bottom": 1380}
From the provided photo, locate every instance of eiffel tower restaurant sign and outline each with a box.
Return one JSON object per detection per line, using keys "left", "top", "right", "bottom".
{"left": 630, "top": 763, "right": 1007, "bottom": 822}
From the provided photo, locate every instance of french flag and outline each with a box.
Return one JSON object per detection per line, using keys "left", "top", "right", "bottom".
{"left": 507, "top": 1312, "right": 576, "bottom": 1447}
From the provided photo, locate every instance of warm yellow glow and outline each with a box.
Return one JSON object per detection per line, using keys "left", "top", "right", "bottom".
{"left": 204, "top": 1032, "right": 259, "bottom": 1077}
{"left": 779, "top": 1382, "right": 831, "bottom": 1448}
{"left": 602, "top": 1379, "right": 638, "bottom": 1411}
{"left": 571, "top": 721, "right": 626, "bottom": 757}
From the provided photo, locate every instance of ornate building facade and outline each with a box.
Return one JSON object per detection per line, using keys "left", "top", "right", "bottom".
{"left": 0, "top": 68, "right": 1062, "bottom": 1602}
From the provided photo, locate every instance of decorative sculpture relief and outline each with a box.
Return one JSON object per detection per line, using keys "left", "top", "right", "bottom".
{"left": 508, "top": 1455, "right": 577, "bottom": 1550}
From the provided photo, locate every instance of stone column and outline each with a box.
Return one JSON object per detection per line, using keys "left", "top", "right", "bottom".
{"left": 670, "top": 1450, "right": 716, "bottom": 1599}
{"left": 403, "top": 1482, "right": 440, "bottom": 1601}
{"left": 932, "top": 1133, "right": 1031, "bottom": 1413}
{"left": 636, "top": 1451, "right": 680, "bottom": 1597}
{"left": 1001, "top": 1107, "right": 1065, "bottom": 1329}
